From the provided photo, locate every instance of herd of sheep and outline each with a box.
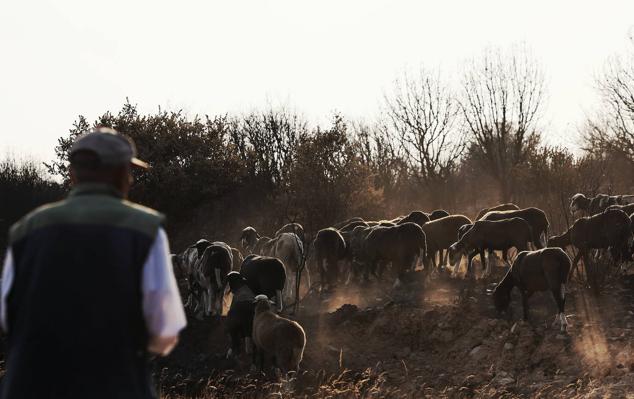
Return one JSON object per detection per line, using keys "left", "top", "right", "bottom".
{"left": 170, "top": 192, "right": 634, "bottom": 375}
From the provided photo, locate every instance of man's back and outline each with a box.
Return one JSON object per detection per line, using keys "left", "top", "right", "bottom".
{"left": 3, "top": 183, "right": 164, "bottom": 399}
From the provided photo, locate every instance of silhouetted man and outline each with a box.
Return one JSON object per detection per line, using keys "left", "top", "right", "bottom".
{"left": 0, "top": 127, "right": 186, "bottom": 399}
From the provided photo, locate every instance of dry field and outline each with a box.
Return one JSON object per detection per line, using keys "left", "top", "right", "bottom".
{"left": 152, "top": 261, "right": 634, "bottom": 398}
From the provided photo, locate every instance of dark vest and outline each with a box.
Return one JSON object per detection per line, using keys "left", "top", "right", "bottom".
{"left": 2, "top": 183, "right": 164, "bottom": 399}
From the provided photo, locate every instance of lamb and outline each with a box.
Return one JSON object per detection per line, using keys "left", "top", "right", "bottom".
{"left": 493, "top": 248, "right": 571, "bottom": 332}
{"left": 548, "top": 208, "right": 633, "bottom": 275}
{"left": 421, "top": 215, "right": 472, "bottom": 271}
{"left": 480, "top": 207, "right": 549, "bottom": 249}
{"left": 240, "top": 255, "right": 286, "bottom": 312}
{"left": 448, "top": 217, "right": 532, "bottom": 276}
{"left": 225, "top": 271, "right": 256, "bottom": 358}
{"left": 475, "top": 203, "right": 520, "bottom": 221}
{"left": 313, "top": 228, "right": 347, "bottom": 291}
{"left": 252, "top": 295, "right": 306, "bottom": 373}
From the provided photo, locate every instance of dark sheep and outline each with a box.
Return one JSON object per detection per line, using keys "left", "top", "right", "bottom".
{"left": 429, "top": 209, "right": 450, "bottom": 221}
{"left": 570, "top": 193, "right": 634, "bottom": 216}
{"left": 195, "top": 238, "right": 212, "bottom": 258}
{"left": 362, "top": 222, "right": 427, "bottom": 284}
{"left": 198, "top": 241, "right": 234, "bottom": 316}
{"left": 548, "top": 208, "right": 633, "bottom": 273}
{"left": 252, "top": 295, "right": 306, "bottom": 373}
{"left": 397, "top": 211, "right": 431, "bottom": 227}
{"left": 422, "top": 215, "right": 472, "bottom": 271}
{"left": 448, "top": 218, "right": 532, "bottom": 275}
{"left": 606, "top": 203, "right": 634, "bottom": 216}
{"left": 313, "top": 228, "right": 347, "bottom": 291}
{"left": 225, "top": 271, "right": 256, "bottom": 358}
{"left": 493, "top": 248, "right": 571, "bottom": 331}
{"left": 481, "top": 207, "right": 549, "bottom": 249}
{"left": 240, "top": 255, "right": 287, "bottom": 312}
{"left": 475, "top": 203, "right": 520, "bottom": 221}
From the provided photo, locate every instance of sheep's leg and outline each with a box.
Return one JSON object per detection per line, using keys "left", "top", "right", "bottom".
{"left": 480, "top": 249, "right": 487, "bottom": 276}
{"left": 521, "top": 290, "right": 531, "bottom": 321}
{"left": 570, "top": 251, "right": 583, "bottom": 280}
{"left": 245, "top": 337, "right": 253, "bottom": 355}
{"left": 550, "top": 285, "right": 568, "bottom": 332}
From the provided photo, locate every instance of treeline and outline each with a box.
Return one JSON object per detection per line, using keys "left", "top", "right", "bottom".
{"left": 2, "top": 45, "right": 634, "bottom": 252}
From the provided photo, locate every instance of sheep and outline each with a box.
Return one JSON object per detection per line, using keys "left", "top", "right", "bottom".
{"left": 429, "top": 209, "right": 450, "bottom": 221}
{"left": 225, "top": 271, "right": 256, "bottom": 358}
{"left": 197, "top": 241, "right": 234, "bottom": 316}
{"left": 606, "top": 203, "right": 634, "bottom": 216}
{"left": 275, "top": 222, "right": 305, "bottom": 245}
{"left": 240, "top": 226, "right": 273, "bottom": 255}
{"left": 493, "top": 248, "right": 571, "bottom": 332}
{"left": 570, "top": 193, "right": 634, "bottom": 216}
{"left": 344, "top": 225, "right": 377, "bottom": 282}
{"left": 231, "top": 247, "right": 244, "bottom": 271}
{"left": 481, "top": 207, "right": 549, "bottom": 249}
{"left": 548, "top": 208, "right": 633, "bottom": 275}
{"left": 397, "top": 210, "right": 431, "bottom": 227}
{"left": 421, "top": 215, "right": 472, "bottom": 271}
{"left": 312, "top": 228, "right": 347, "bottom": 291}
{"left": 475, "top": 203, "right": 520, "bottom": 221}
{"left": 252, "top": 294, "right": 306, "bottom": 373}
{"left": 448, "top": 218, "right": 532, "bottom": 276}
{"left": 240, "top": 255, "right": 286, "bottom": 312}
{"left": 362, "top": 222, "right": 427, "bottom": 285}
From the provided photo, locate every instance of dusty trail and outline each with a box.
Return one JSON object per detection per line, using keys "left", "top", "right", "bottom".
{"left": 153, "top": 262, "right": 634, "bottom": 398}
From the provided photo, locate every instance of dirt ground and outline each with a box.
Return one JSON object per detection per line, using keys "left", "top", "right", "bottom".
{"left": 154, "top": 260, "right": 634, "bottom": 398}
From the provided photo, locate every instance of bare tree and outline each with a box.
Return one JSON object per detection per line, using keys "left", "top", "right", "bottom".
{"left": 459, "top": 46, "right": 545, "bottom": 202}
{"left": 585, "top": 49, "right": 634, "bottom": 160}
{"left": 384, "top": 68, "right": 464, "bottom": 206}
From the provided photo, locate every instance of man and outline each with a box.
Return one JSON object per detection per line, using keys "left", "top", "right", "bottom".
{"left": 0, "top": 127, "right": 187, "bottom": 398}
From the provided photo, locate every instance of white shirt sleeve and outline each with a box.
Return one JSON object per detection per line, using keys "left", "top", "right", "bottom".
{"left": 1, "top": 249, "right": 15, "bottom": 332}
{"left": 142, "top": 228, "right": 187, "bottom": 339}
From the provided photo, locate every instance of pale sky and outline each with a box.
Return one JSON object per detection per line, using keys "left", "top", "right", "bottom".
{"left": 1, "top": 0, "right": 633, "bottom": 162}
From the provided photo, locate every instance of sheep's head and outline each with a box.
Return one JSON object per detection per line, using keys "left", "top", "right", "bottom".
{"left": 240, "top": 227, "right": 259, "bottom": 251}
{"left": 253, "top": 294, "right": 274, "bottom": 313}
{"left": 548, "top": 234, "right": 565, "bottom": 248}
{"left": 492, "top": 279, "right": 512, "bottom": 312}
{"left": 226, "top": 271, "right": 247, "bottom": 294}
{"left": 570, "top": 193, "right": 589, "bottom": 215}
{"left": 448, "top": 242, "right": 463, "bottom": 266}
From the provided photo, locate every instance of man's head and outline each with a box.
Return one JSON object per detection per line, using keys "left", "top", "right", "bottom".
{"left": 69, "top": 127, "right": 148, "bottom": 198}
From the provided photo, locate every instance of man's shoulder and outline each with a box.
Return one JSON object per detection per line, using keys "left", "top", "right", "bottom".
{"left": 120, "top": 200, "right": 166, "bottom": 228}
{"left": 9, "top": 197, "right": 166, "bottom": 245}
{"left": 9, "top": 200, "right": 69, "bottom": 245}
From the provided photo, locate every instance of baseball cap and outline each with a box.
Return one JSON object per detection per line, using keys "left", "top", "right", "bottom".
{"left": 70, "top": 127, "right": 149, "bottom": 169}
